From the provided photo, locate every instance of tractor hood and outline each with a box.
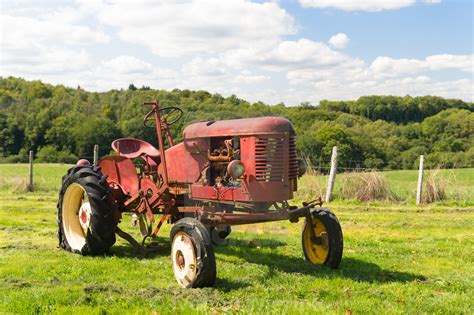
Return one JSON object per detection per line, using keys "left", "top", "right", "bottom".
{"left": 183, "top": 117, "right": 295, "bottom": 139}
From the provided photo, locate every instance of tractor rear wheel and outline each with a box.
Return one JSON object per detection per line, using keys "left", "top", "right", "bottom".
{"left": 57, "top": 165, "right": 117, "bottom": 255}
{"left": 170, "top": 218, "right": 216, "bottom": 288}
{"left": 302, "top": 208, "right": 343, "bottom": 268}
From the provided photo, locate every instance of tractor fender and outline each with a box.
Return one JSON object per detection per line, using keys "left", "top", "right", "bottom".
{"left": 98, "top": 156, "right": 139, "bottom": 197}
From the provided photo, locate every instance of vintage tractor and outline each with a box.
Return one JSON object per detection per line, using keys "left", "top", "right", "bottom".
{"left": 57, "top": 100, "right": 343, "bottom": 288}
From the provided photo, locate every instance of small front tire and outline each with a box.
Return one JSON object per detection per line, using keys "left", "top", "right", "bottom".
{"left": 170, "top": 218, "right": 216, "bottom": 288}
{"left": 302, "top": 208, "right": 343, "bottom": 268}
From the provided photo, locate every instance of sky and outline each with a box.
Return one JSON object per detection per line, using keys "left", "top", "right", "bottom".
{"left": 0, "top": 0, "right": 472, "bottom": 105}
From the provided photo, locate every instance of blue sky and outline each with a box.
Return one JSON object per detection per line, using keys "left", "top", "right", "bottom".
{"left": 288, "top": 1, "right": 472, "bottom": 57}
{"left": 1, "top": 0, "right": 472, "bottom": 104}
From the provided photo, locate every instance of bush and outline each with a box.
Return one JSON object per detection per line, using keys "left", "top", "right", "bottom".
{"left": 0, "top": 148, "right": 29, "bottom": 163}
{"left": 423, "top": 170, "right": 447, "bottom": 203}
{"left": 340, "top": 171, "right": 393, "bottom": 201}
{"left": 35, "top": 146, "right": 78, "bottom": 164}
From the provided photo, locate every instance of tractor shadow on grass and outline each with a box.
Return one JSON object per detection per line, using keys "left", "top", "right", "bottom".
{"left": 108, "top": 235, "right": 171, "bottom": 259}
{"left": 215, "top": 238, "right": 427, "bottom": 284}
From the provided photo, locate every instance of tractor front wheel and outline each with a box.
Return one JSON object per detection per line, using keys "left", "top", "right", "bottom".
{"left": 302, "top": 208, "right": 343, "bottom": 268}
{"left": 57, "top": 165, "right": 117, "bottom": 255}
{"left": 170, "top": 218, "right": 216, "bottom": 288}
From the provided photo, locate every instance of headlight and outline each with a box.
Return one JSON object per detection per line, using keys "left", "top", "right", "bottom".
{"left": 227, "top": 160, "right": 245, "bottom": 179}
{"left": 298, "top": 158, "right": 307, "bottom": 177}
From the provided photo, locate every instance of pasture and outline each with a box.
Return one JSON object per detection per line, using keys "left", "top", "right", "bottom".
{"left": 0, "top": 164, "right": 473, "bottom": 313}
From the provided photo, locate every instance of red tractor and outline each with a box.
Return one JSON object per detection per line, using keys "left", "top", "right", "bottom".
{"left": 57, "top": 100, "right": 343, "bottom": 288}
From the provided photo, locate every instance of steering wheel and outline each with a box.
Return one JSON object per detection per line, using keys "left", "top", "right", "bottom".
{"left": 144, "top": 106, "right": 184, "bottom": 128}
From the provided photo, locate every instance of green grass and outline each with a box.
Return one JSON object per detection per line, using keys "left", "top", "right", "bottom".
{"left": 0, "top": 163, "right": 71, "bottom": 194}
{"left": 0, "top": 164, "right": 473, "bottom": 313}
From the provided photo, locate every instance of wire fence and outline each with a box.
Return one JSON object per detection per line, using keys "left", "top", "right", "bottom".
{"left": 0, "top": 145, "right": 471, "bottom": 204}
{"left": 304, "top": 158, "right": 473, "bottom": 174}
{"left": 0, "top": 153, "right": 472, "bottom": 172}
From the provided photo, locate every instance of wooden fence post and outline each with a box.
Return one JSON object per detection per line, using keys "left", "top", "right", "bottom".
{"left": 416, "top": 155, "right": 424, "bottom": 205}
{"left": 28, "top": 150, "right": 34, "bottom": 191}
{"left": 93, "top": 144, "right": 99, "bottom": 166}
{"left": 325, "top": 146, "right": 338, "bottom": 203}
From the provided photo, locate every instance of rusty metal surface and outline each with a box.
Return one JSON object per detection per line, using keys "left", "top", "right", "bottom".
{"left": 182, "top": 116, "right": 295, "bottom": 139}
{"left": 111, "top": 138, "right": 160, "bottom": 159}
{"left": 98, "top": 156, "right": 139, "bottom": 196}
{"left": 199, "top": 203, "right": 316, "bottom": 226}
{"left": 164, "top": 133, "right": 298, "bottom": 202}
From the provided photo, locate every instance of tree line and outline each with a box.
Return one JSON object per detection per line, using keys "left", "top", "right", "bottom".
{"left": 0, "top": 77, "right": 472, "bottom": 169}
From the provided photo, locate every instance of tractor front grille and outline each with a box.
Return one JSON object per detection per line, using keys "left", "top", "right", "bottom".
{"left": 255, "top": 135, "right": 297, "bottom": 182}
{"left": 289, "top": 135, "right": 298, "bottom": 179}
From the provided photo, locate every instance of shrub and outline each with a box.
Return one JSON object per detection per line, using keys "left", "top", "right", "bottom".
{"left": 423, "top": 169, "right": 447, "bottom": 203}
{"left": 341, "top": 171, "right": 393, "bottom": 201}
{"left": 0, "top": 148, "right": 29, "bottom": 163}
{"left": 35, "top": 146, "right": 78, "bottom": 164}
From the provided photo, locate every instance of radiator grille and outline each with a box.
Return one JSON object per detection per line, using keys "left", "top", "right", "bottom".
{"left": 255, "top": 135, "right": 298, "bottom": 182}
{"left": 289, "top": 135, "right": 298, "bottom": 179}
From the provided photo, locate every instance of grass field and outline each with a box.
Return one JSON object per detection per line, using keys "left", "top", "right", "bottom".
{"left": 0, "top": 164, "right": 473, "bottom": 313}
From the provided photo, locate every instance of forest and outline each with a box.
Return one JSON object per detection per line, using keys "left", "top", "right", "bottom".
{"left": 0, "top": 76, "right": 472, "bottom": 170}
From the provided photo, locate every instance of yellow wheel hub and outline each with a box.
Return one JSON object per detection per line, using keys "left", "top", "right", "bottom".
{"left": 303, "top": 217, "right": 329, "bottom": 264}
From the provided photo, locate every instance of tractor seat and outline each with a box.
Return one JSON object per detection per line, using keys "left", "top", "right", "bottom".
{"left": 111, "top": 138, "right": 160, "bottom": 160}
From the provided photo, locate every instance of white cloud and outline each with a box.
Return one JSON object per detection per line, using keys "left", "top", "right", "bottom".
{"left": 222, "top": 38, "right": 356, "bottom": 71}
{"left": 0, "top": 0, "right": 471, "bottom": 105}
{"left": 299, "top": 0, "right": 416, "bottom": 12}
{"left": 426, "top": 54, "right": 473, "bottom": 72}
{"left": 370, "top": 54, "right": 474, "bottom": 77}
{"left": 284, "top": 76, "right": 473, "bottom": 103}
{"left": 182, "top": 57, "right": 228, "bottom": 77}
{"left": 233, "top": 72, "right": 270, "bottom": 84}
{"left": 370, "top": 57, "right": 428, "bottom": 77}
{"left": 1, "top": 14, "right": 109, "bottom": 50}
{"left": 0, "top": 11, "right": 108, "bottom": 77}
{"left": 79, "top": 0, "right": 297, "bottom": 57}
{"left": 328, "top": 33, "right": 350, "bottom": 49}
{"left": 101, "top": 56, "right": 153, "bottom": 74}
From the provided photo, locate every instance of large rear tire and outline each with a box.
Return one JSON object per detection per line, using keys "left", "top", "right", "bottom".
{"left": 170, "top": 218, "right": 216, "bottom": 288}
{"left": 302, "top": 208, "right": 343, "bottom": 268}
{"left": 57, "top": 165, "right": 117, "bottom": 255}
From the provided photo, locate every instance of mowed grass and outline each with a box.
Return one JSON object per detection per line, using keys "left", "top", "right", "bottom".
{"left": 0, "top": 164, "right": 473, "bottom": 313}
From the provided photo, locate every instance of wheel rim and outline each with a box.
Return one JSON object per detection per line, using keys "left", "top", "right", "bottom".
{"left": 303, "top": 217, "right": 329, "bottom": 264}
{"left": 172, "top": 231, "right": 197, "bottom": 287}
{"left": 62, "top": 183, "right": 90, "bottom": 251}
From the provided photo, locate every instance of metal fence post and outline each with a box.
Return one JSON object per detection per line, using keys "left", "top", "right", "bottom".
{"left": 325, "top": 146, "right": 338, "bottom": 202}
{"left": 416, "top": 155, "right": 424, "bottom": 205}
{"left": 93, "top": 144, "right": 99, "bottom": 166}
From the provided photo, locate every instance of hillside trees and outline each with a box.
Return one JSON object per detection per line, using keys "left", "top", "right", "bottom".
{"left": 0, "top": 76, "right": 472, "bottom": 168}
